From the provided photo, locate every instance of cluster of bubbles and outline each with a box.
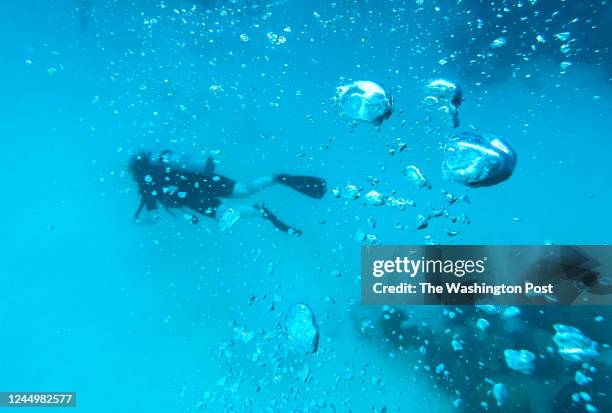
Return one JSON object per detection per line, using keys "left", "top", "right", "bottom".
{"left": 335, "top": 78, "right": 517, "bottom": 188}
{"left": 362, "top": 300, "right": 608, "bottom": 412}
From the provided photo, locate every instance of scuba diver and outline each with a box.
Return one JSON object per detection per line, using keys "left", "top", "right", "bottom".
{"left": 128, "top": 150, "right": 326, "bottom": 235}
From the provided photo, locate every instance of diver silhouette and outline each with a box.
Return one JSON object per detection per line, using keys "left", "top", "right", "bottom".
{"left": 129, "top": 150, "right": 326, "bottom": 235}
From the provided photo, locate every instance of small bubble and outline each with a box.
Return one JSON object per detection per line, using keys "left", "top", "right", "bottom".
{"left": 491, "top": 37, "right": 507, "bottom": 48}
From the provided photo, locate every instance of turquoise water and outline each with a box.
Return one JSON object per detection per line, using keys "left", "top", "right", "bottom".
{"left": 1, "top": 1, "right": 611, "bottom": 412}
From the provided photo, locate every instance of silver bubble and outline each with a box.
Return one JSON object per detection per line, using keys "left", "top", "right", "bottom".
{"left": 443, "top": 132, "right": 517, "bottom": 187}
{"left": 285, "top": 303, "right": 320, "bottom": 354}
{"left": 336, "top": 80, "right": 393, "bottom": 125}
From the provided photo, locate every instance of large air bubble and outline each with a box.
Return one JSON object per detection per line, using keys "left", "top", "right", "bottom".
{"left": 285, "top": 303, "right": 320, "bottom": 355}
{"left": 553, "top": 324, "right": 599, "bottom": 363}
{"left": 336, "top": 80, "right": 393, "bottom": 125}
{"left": 423, "top": 78, "right": 463, "bottom": 128}
{"left": 443, "top": 132, "right": 517, "bottom": 187}
{"left": 504, "top": 349, "right": 535, "bottom": 375}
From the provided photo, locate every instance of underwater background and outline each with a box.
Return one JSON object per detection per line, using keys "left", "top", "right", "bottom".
{"left": 1, "top": 0, "right": 611, "bottom": 412}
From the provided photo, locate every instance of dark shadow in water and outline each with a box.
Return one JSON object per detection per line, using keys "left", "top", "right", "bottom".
{"left": 440, "top": 0, "right": 612, "bottom": 86}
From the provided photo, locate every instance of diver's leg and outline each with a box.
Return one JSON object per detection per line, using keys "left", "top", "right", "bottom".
{"left": 231, "top": 176, "right": 275, "bottom": 198}
{"left": 254, "top": 204, "right": 302, "bottom": 235}
{"left": 231, "top": 174, "right": 327, "bottom": 199}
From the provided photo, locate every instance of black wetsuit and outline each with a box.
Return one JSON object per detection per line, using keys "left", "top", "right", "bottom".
{"left": 155, "top": 171, "right": 235, "bottom": 218}
{"left": 131, "top": 152, "right": 233, "bottom": 220}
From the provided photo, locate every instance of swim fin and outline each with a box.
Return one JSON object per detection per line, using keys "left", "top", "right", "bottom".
{"left": 275, "top": 174, "right": 327, "bottom": 199}
{"left": 255, "top": 204, "right": 302, "bottom": 235}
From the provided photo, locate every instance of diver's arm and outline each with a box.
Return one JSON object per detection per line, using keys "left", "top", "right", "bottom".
{"left": 134, "top": 197, "right": 146, "bottom": 219}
